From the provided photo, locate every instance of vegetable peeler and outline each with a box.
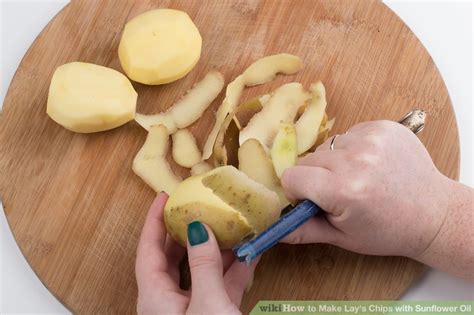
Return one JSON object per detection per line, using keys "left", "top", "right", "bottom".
{"left": 233, "top": 110, "right": 426, "bottom": 263}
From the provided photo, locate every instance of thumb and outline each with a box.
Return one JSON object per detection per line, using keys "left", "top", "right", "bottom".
{"left": 224, "top": 256, "right": 260, "bottom": 307}
{"left": 281, "top": 166, "right": 344, "bottom": 245}
{"left": 281, "top": 166, "right": 342, "bottom": 216}
{"left": 187, "top": 221, "right": 230, "bottom": 303}
{"left": 281, "top": 215, "right": 343, "bottom": 245}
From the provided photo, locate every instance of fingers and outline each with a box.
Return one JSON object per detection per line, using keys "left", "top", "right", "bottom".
{"left": 298, "top": 149, "right": 346, "bottom": 170}
{"left": 346, "top": 120, "right": 383, "bottom": 133}
{"left": 164, "top": 235, "right": 186, "bottom": 283}
{"left": 316, "top": 133, "right": 354, "bottom": 151}
{"left": 136, "top": 193, "right": 169, "bottom": 285}
{"left": 187, "top": 222, "right": 230, "bottom": 303}
{"left": 165, "top": 235, "right": 186, "bottom": 264}
{"left": 281, "top": 166, "right": 341, "bottom": 215}
{"left": 138, "top": 192, "right": 169, "bottom": 252}
{"left": 221, "top": 250, "right": 237, "bottom": 272}
{"left": 317, "top": 120, "right": 388, "bottom": 152}
{"left": 281, "top": 214, "right": 343, "bottom": 245}
{"left": 224, "top": 257, "right": 260, "bottom": 307}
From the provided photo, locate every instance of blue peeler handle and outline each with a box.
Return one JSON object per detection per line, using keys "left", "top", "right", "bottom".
{"left": 232, "top": 199, "right": 321, "bottom": 263}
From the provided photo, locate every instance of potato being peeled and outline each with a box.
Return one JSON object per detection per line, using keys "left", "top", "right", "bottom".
{"left": 47, "top": 62, "right": 137, "bottom": 133}
{"left": 164, "top": 166, "right": 281, "bottom": 248}
{"left": 119, "top": 9, "right": 202, "bottom": 85}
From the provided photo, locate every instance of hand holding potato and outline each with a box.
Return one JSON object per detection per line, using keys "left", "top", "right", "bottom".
{"left": 282, "top": 121, "right": 474, "bottom": 280}
{"left": 136, "top": 193, "right": 258, "bottom": 315}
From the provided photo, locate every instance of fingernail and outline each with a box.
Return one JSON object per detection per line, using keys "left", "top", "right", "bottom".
{"left": 187, "top": 221, "right": 208, "bottom": 246}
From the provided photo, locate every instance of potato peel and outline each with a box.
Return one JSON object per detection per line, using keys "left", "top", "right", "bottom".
{"left": 326, "top": 117, "right": 336, "bottom": 131}
{"left": 190, "top": 161, "right": 213, "bottom": 176}
{"left": 312, "top": 117, "right": 335, "bottom": 151}
{"left": 213, "top": 96, "right": 266, "bottom": 167}
{"left": 202, "top": 75, "right": 245, "bottom": 160}
{"left": 238, "top": 139, "right": 290, "bottom": 207}
{"left": 239, "top": 139, "right": 279, "bottom": 188}
{"left": 202, "top": 54, "right": 303, "bottom": 160}
{"left": 213, "top": 118, "right": 240, "bottom": 167}
{"left": 239, "top": 82, "right": 310, "bottom": 149}
{"left": 232, "top": 95, "right": 268, "bottom": 130}
{"left": 135, "top": 71, "right": 224, "bottom": 132}
{"left": 172, "top": 129, "right": 202, "bottom": 168}
{"left": 243, "top": 53, "right": 303, "bottom": 86}
{"left": 295, "top": 81, "right": 327, "bottom": 155}
{"left": 258, "top": 94, "right": 271, "bottom": 107}
{"left": 133, "top": 125, "right": 181, "bottom": 194}
{"left": 271, "top": 122, "right": 298, "bottom": 178}
{"left": 135, "top": 112, "right": 177, "bottom": 133}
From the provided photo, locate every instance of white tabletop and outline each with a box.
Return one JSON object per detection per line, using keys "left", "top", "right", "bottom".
{"left": 1, "top": 1, "right": 472, "bottom": 314}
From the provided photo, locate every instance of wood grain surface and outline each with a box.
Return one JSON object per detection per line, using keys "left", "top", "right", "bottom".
{"left": 0, "top": 1, "right": 460, "bottom": 314}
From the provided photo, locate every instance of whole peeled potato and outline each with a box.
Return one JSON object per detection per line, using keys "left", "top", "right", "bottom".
{"left": 164, "top": 166, "right": 282, "bottom": 249}
{"left": 47, "top": 62, "right": 137, "bottom": 133}
{"left": 118, "top": 9, "right": 202, "bottom": 85}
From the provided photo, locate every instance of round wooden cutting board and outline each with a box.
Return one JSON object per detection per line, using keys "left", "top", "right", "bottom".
{"left": 0, "top": 1, "right": 460, "bottom": 314}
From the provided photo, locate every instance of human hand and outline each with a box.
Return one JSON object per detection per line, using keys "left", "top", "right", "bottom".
{"left": 135, "top": 192, "right": 258, "bottom": 315}
{"left": 281, "top": 120, "right": 453, "bottom": 259}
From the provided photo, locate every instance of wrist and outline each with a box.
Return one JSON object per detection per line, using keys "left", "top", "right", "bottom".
{"left": 407, "top": 173, "right": 453, "bottom": 260}
{"left": 411, "top": 177, "right": 474, "bottom": 280}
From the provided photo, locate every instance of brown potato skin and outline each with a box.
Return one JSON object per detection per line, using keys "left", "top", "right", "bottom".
{"left": 164, "top": 201, "right": 252, "bottom": 249}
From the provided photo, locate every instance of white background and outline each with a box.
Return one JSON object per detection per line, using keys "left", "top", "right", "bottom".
{"left": 0, "top": 0, "right": 472, "bottom": 314}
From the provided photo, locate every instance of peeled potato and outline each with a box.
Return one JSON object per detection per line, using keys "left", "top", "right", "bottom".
{"left": 164, "top": 166, "right": 281, "bottom": 248}
{"left": 119, "top": 9, "right": 202, "bottom": 85}
{"left": 47, "top": 62, "right": 137, "bottom": 133}
{"left": 271, "top": 122, "right": 298, "bottom": 178}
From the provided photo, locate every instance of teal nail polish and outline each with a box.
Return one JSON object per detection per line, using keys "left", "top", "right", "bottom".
{"left": 187, "top": 221, "right": 208, "bottom": 246}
